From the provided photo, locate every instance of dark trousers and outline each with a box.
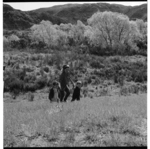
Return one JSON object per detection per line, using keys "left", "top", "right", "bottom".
{"left": 60, "top": 86, "right": 70, "bottom": 102}
{"left": 71, "top": 87, "right": 80, "bottom": 102}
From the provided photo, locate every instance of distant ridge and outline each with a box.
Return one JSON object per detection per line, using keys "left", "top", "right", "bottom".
{"left": 3, "top": 3, "right": 147, "bottom": 30}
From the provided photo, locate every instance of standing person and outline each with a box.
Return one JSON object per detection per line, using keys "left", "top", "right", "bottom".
{"left": 71, "top": 81, "right": 82, "bottom": 102}
{"left": 59, "top": 65, "right": 74, "bottom": 102}
{"left": 49, "top": 81, "right": 61, "bottom": 102}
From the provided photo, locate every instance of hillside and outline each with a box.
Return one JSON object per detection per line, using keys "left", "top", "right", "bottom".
{"left": 3, "top": 3, "right": 147, "bottom": 30}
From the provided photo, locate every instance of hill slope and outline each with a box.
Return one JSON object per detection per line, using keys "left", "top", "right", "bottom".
{"left": 3, "top": 3, "right": 147, "bottom": 30}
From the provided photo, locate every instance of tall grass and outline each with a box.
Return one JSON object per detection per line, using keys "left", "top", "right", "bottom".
{"left": 4, "top": 94, "right": 147, "bottom": 147}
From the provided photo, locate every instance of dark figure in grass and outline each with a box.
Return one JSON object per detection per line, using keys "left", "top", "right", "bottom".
{"left": 49, "top": 81, "right": 61, "bottom": 102}
{"left": 71, "top": 81, "right": 82, "bottom": 102}
{"left": 59, "top": 65, "right": 74, "bottom": 102}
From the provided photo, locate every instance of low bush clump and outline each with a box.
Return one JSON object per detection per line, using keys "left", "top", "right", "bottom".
{"left": 24, "top": 83, "right": 37, "bottom": 92}
{"left": 35, "top": 76, "right": 48, "bottom": 89}
{"left": 131, "top": 70, "right": 146, "bottom": 83}
{"left": 90, "top": 60, "right": 105, "bottom": 69}
{"left": 43, "top": 66, "right": 49, "bottom": 73}
{"left": 27, "top": 92, "right": 34, "bottom": 101}
{"left": 4, "top": 76, "right": 24, "bottom": 97}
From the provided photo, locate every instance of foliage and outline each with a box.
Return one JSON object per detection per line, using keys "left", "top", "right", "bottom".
{"left": 8, "top": 34, "right": 20, "bottom": 42}
{"left": 4, "top": 72, "right": 24, "bottom": 96}
{"left": 90, "top": 59, "right": 105, "bottom": 69}
{"left": 30, "top": 21, "right": 61, "bottom": 49}
{"left": 35, "top": 76, "right": 48, "bottom": 89}
{"left": 24, "top": 83, "right": 36, "bottom": 92}
{"left": 4, "top": 10, "right": 146, "bottom": 56}
{"left": 3, "top": 36, "right": 10, "bottom": 51}
{"left": 43, "top": 66, "right": 49, "bottom": 73}
{"left": 86, "top": 11, "right": 144, "bottom": 55}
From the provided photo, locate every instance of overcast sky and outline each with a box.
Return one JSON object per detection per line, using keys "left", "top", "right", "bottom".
{"left": 4, "top": 2, "right": 147, "bottom": 11}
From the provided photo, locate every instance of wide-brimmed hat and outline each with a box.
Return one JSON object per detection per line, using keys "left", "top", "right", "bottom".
{"left": 53, "top": 81, "right": 59, "bottom": 86}
{"left": 63, "top": 64, "right": 69, "bottom": 70}
{"left": 76, "top": 81, "right": 82, "bottom": 84}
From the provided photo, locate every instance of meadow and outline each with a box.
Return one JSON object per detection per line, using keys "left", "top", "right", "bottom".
{"left": 3, "top": 50, "right": 147, "bottom": 147}
{"left": 4, "top": 91, "right": 147, "bottom": 147}
{"left": 3, "top": 9, "right": 147, "bottom": 147}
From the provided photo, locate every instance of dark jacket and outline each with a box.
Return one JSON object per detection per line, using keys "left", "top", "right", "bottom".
{"left": 72, "top": 86, "right": 81, "bottom": 101}
{"left": 49, "top": 87, "right": 61, "bottom": 101}
{"left": 59, "top": 71, "right": 70, "bottom": 90}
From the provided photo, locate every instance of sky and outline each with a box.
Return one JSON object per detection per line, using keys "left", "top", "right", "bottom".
{"left": 4, "top": 1, "right": 147, "bottom": 11}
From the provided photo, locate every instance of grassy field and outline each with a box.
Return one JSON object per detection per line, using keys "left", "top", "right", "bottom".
{"left": 4, "top": 92, "right": 147, "bottom": 147}
{"left": 3, "top": 51, "right": 147, "bottom": 147}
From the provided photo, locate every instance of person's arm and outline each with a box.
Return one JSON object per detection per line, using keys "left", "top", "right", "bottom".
{"left": 68, "top": 74, "right": 74, "bottom": 88}
{"left": 70, "top": 79, "right": 74, "bottom": 88}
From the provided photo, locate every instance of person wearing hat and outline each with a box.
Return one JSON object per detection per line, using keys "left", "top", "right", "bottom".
{"left": 71, "top": 81, "right": 82, "bottom": 102}
{"left": 59, "top": 64, "right": 74, "bottom": 102}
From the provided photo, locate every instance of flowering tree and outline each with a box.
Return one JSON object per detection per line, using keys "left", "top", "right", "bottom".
{"left": 3, "top": 36, "right": 10, "bottom": 51}
{"left": 30, "top": 20, "right": 70, "bottom": 50}
{"left": 8, "top": 34, "right": 20, "bottom": 42}
{"left": 86, "top": 11, "right": 141, "bottom": 55}
{"left": 30, "top": 20, "right": 59, "bottom": 48}
{"left": 68, "top": 20, "right": 87, "bottom": 45}
{"left": 134, "top": 19, "right": 147, "bottom": 54}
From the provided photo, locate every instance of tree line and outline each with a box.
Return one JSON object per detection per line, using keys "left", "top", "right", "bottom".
{"left": 4, "top": 11, "right": 147, "bottom": 56}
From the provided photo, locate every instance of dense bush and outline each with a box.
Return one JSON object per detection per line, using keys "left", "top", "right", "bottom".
{"left": 27, "top": 92, "right": 34, "bottom": 101}
{"left": 3, "top": 36, "right": 11, "bottom": 51}
{"left": 4, "top": 76, "right": 24, "bottom": 96}
{"left": 24, "top": 83, "right": 37, "bottom": 92}
{"left": 90, "top": 60, "right": 105, "bottom": 69}
{"left": 35, "top": 76, "right": 48, "bottom": 89}
{"left": 131, "top": 70, "right": 146, "bottom": 83}
{"left": 24, "top": 74, "right": 36, "bottom": 83}
{"left": 43, "top": 66, "right": 49, "bottom": 73}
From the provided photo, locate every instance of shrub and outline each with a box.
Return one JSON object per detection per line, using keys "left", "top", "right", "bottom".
{"left": 43, "top": 66, "right": 49, "bottom": 73}
{"left": 13, "top": 69, "right": 26, "bottom": 81}
{"left": 5, "top": 77, "right": 24, "bottom": 97}
{"left": 104, "top": 68, "right": 114, "bottom": 79}
{"left": 140, "top": 84, "right": 147, "bottom": 93}
{"left": 35, "top": 76, "right": 47, "bottom": 89}
{"left": 52, "top": 51, "right": 64, "bottom": 69}
{"left": 24, "top": 74, "right": 36, "bottom": 83}
{"left": 25, "top": 66, "right": 34, "bottom": 72}
{"left": 120, "top": 86, "right": 129, "bottom": 96}
{"left": 31, "top": 54, "right": 40, "bottom": 61}
{"left": 27, "top": 92, "right": 34, "bottom": 101}
{"left": 92, "top": 76, "right": 101, "bottom": 85}
{"left": 86, "top": 76, "right": 92, "bottom": 84}
{"left": 8, "top": 34, "right": 20, "bottom": 42}
{"left": 90, "top": 59, "right": 105, "bottom": 69}
{"left": 44, "top": 55, "right": 53, "bottom": 66}
{"left": 109, "top": 56, "right": 122, "bottom": 63}
{"left": 24, "top": 83, "right": 36, "bottom": 92}
{"left": 93, "top": 69, "right": 105, "bottom": 78}
{"left": 114, "top": 74, "right": 118, "bottom": 84}
{"left": 40, "top": 68, "right": 45, "bottom": 76}
{"left": 128, "top": 85, "right": 140, "bottom": 94}
{"left": 36, "top": 72, "right": 41, "bottom": 76}
{"left": 131, "top": 70, "right": 146, "bottom": 83}
{"left": 3, "top": 36, "right": 10, "bottom": 51}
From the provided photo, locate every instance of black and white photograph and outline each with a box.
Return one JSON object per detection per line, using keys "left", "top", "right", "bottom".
{"left": 3, "top": 0, "right": 147, "bottom": 147}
